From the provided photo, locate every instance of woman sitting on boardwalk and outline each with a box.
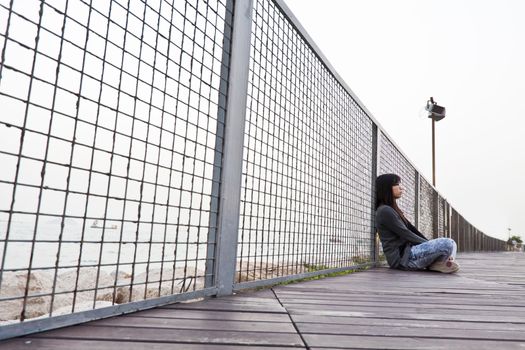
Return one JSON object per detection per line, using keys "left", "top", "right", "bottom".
{"left": 375, "top": 173, "right": 460, "bottom": 273}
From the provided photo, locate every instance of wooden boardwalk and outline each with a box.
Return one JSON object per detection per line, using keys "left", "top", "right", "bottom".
{"left": 1, "top": 252, "right": 525, "bottom": 349}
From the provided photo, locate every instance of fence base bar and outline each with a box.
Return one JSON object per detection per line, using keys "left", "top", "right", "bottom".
{"left": 0, "top": 287, "right": 218, "bottom": 341}
{"left": 233, "top": 263, "right": 374, "bottom": 291}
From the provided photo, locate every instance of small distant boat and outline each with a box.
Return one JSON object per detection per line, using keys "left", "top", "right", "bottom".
{"left": 90, "top": 220, "right": 118, "bottom": 230}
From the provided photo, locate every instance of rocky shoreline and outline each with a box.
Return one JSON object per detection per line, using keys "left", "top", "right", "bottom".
{"left": 0, "top": 266, "right": 204, "bottom": 323}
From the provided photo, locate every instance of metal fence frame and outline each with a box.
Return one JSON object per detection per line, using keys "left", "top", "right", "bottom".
{"left": 0, "top": 0, "right": 505, "bottom": 340}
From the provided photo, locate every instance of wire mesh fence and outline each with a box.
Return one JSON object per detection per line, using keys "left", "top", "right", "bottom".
{"left": 236, "top": 0, "right": 374, "bottom": 284}
{"left": 0, "top": 0, "right": 230, "bottom": 325}
{"left": 418, "top": 175, "right": 435, "bottom": 239}
{"left": 437, "top": 196, "right": 445, "bottom": 238}
{"left": 0, "top": 0, "right": 506, "bottom": 339}
{"left": 378, "top": 132, "right": 417, "bottom": 223}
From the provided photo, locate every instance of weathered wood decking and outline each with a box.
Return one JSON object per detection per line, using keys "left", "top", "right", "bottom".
{"left": 1, "top": 252, "right": 525, "bottom": 349}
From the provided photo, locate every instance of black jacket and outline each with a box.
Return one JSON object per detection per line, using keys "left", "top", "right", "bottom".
{"left": 375, "top": 205, "right": 428, "bottom": 268}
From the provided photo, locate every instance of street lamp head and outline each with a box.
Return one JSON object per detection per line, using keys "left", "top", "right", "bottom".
{"left": 426, "top": 97, "right": 446, "bottom": 121}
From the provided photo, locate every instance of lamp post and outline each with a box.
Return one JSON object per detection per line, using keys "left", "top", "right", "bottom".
{"left": 426, "top": 97, "right": 446, "bottom": 186}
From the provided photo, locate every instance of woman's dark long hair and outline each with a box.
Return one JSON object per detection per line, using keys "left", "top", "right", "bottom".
{"left": 376, "top": 173, "right": 407, "bottom": 222}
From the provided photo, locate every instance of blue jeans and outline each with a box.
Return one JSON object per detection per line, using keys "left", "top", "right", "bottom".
{"left": 405, "top": 238, "right": 457, "bottom": 270}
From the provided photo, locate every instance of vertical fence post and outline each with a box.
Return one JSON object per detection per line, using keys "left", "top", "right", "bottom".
{"left": 448, "top": 203, "right": 452, "bottom": 239}
{"left": 456, "top": 214, "right": 460, "bottom": 252}
{"left": 414, "top": 172, "right": 420, "bottom": 229}
{"left": 444, "top": 201, "right": 449, "bottom": 238}
{"left": 206, "top": 1, "right": 234, "bottom": 289}
{"left": 457, "top": 211, "right": 461, "bottom": 249}
{"left": 470, "top": 226, "right": 474, "bottom": 251}
{"left": 461, "top": 220, "right": 465, "bottom": 252}
{"left": 443, "top": 200, "right": 446, "bottom": 237}
{"left": 470, "top": 225, "right": 473, "bottom": 251}
{"left": 466, "top": 223, "right": 471, "bottom": 252}
{"left": 371, "top": 125, "right": 380, "bottom": 264}
{"left": 463, "top": 217, "right": 467, "bottom": 252}
{"left": 451, "top": 209, "right": 457, "bottom": 247}
{"left": 453, "top": 210, "right": 462, "bottom": 246}
{"left": 211, "top": 0, "right": 253, "bottom": 296}
{"left": 452, "top": 208, "right": 455, "bottom": 241}
{"left": 470, "top": 225, "right": 478, "bottom": 252}
{"left": 432, "top": 191, "right": 439, "bottom": 239}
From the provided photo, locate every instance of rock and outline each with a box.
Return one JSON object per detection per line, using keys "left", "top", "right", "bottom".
{"left": 0, "top": 270, "right": 53, "bottom": 321}
{"left": 115, "top": 267, "right": 205, "bottom": 303}
{"left": 235, "top": 260, "right": 308, "bottom": 282}
{"left": 54, "top": 267, "right": 115, "bottom": 294}
{"left": 52, "top": 267, "right": 117, "bottom": 309}
{"left": 0, "top": 266, "right": 206, "bottom": 321}
{"left": 110, "top": 269, "right": 132, "bottom": 280}
{"left": 0, "top": 270, "right": 54, "bottom": 298}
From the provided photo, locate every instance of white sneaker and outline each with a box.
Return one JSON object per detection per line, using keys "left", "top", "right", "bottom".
{"left": 428, "top": 259, "right": 460, "bottom": 273}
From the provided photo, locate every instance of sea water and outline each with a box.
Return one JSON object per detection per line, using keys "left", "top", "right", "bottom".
{"left": 0, "top": 214, "right": 371, "bottom": 276}
{"left": 0, "top": 217, "right": 210, "bottom": 275}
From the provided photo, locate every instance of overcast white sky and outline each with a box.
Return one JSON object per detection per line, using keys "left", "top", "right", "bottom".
{"left": 284, "top": 0, "right": 525, "bottom": 241}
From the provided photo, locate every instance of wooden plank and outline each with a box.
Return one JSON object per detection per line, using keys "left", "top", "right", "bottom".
{"left": 34, "top": 325, "right": 305, "bottom": 347}
{"left": 0, "top": 338, "right": 303, "bottom": 350}
{"left": 163, "top": 302, "right": 285, "bottom": 313}
{"left": 235, "top": 289, "right": 277, "bottom": 298}
{"left": 296, "top": 322, "right": 525, "bottom": 341}
{"left": 291, "top": 315, "right": 525, "bottom": 331}
{"left": 274, "top": 282, "right": 525, "bottom": 295}
{"left": 305, "top": 334, "right": 525, "bottom": 350}
{"left": 209, "top": 295, "right": 280, "bottom": 303}
{"left": 283, "top": 299, "right": 525, "bottom": 316}
{"left": 276, "top": 298, "right": 524, "bottom": 311}
{"left": 282, "top": 301, "right": 524, "bottom": 313}
{"left": 162, "top": 296, "right": 286, "bottom": 313}
{"left": 124, "top": 309, "right": 291, "bottom": 322}
{"left": 274, "top": 290, "right": 525, "bottom": 304}
{"left": 287, "top": 307, "right": 525, "bottom": 323}
{"left": 275, "top": 276, "right": 525, "bottom": 291}
{"left": 91, "top": 316, "right": 297, "bottom": 333}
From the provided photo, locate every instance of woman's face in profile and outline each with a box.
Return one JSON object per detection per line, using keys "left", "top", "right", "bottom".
{"left": 392, "top": 182, "right": 403, "bottom": 199}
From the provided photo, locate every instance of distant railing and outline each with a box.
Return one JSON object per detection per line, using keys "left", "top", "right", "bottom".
{"left": 0, "top": 0, "right": 506, "bottom": 340}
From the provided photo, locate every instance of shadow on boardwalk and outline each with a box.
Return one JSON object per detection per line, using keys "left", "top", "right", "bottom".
{"left": 1, "top": 252, "right": 525, "bottom": 349}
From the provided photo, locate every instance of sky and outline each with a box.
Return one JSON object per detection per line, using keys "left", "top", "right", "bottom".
{"left": 283, "top": 0, "right": 525, "bottom": 241}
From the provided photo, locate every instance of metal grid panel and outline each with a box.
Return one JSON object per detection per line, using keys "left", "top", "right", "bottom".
{"left": 437, "top": 196, "right": 445, "bottom": 237}
{"left": 236, "top": 0, "right": 374, "bottom": 283}
{"left": 0, "top": 0, "right": 230, "bottom": 323}
{"left": 444, "top": 200, "right": 450, "bottom": 238}
{"left": 418, "top": 176, "right": 434, "bottom": 239}
{"left": 450, "top": 207, "right": 459, "bottom": 243}
{"left": 378, "top": 133, "right": 417, "bottom": 223}
{"left": 458, "top": 212, "right": 466, "bottom": 251}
